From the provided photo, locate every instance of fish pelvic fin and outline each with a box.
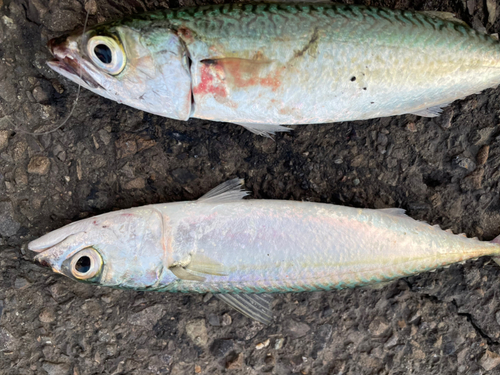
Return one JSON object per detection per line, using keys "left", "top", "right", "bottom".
{"left": 197, "top": 178, "right": 249, "bottom": 203}
{"left": 235, "top": 122, "right": 292, "bottom": 138}
{"left": 410, "top": 103, "right": 451, "bottom": 118}
{"left": 216, "top": 293, "right": 273, "bottom": 325}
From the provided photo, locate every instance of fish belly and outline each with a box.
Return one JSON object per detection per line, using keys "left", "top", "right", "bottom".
{"left": 159, "top": 201, "right": 499, "bottom": 293}
{"left": 169, "top": 3, "right": 500, "bottom": 124}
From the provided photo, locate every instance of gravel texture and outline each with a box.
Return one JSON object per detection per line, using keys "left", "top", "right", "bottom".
{"left": 3, "top": 0, "right": 500, "bottom": 373}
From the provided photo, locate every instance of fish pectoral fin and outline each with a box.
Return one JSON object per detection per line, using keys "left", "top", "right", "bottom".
{"left": 198, "top": 178, "right": 249, "bottom": 203}
{"left": 169, "top": 265, "right": 206, "bottom": 282}
{"left": 235, "top": 123, "right": 292, "bottom": 138}
{"left": 186, "top": 253, "right": 228, "bottom": 276}
{"left": 169, "top": 253, "right": 228, "bottom": 280}
{"left": 410, "top": 104, "right": 450, "bottom": 118}
{"left": 215, "top": 293, "right": 273, "bottom": 325}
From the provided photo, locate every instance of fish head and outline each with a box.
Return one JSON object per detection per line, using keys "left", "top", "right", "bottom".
{"left": 47, "top": 22, "right": 192, "bottom": 120}
{"left": 29, "top": 207, "right": 169, "bottom": 289}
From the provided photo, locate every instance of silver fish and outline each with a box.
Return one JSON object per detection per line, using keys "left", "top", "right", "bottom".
{"left": 47, "top": 2, "right": 500, "bottom": 136}
{"left": 30, "top": 179, "right": 500, "bottom": 324}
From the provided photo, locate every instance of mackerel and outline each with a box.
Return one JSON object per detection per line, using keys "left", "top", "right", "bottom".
{"left": 47, "top": 2, "right": 500, "bottom": 135}
{"left": 30, "top": 180, "right": 500, "bottom": 323}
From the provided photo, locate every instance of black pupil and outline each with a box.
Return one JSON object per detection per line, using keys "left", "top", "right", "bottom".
{"left": 94, "top": 44, "right": 112, "bottom": 64}
{"left": 75, "top": 256, "right": 91, "bottom": 273}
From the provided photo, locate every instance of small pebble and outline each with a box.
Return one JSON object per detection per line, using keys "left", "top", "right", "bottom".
{"left": 377, "top": 132, "right": 388, "bottom": 146}
{"left": 455, "top": 156, "right": 476, "bottom": 171}
{"left": 274, "top": 337, "right": 285, "bottom": 350}
{"left": 42, "top": 363, "right": 71, "bottom": 375}
{"left": 480, "top": 350, "right": 500, "bottom": 371}
{"left": 210, "top": 339, "right": 234, "bottom": 357}
{"left": 208, "top": 314, "right": 220, "bottom": 327}
{"left": 27, "top": 156, "right": 51, "bottom": 175}
{"left": 85, "top": 0, "right": 98, "bottom": 14}
{"left": 0, "top": 130, "right": 8, "bottom": 150}
{"left": 487, "top": 0, "right": 497, "bottom": 24}
{"left": 123, "top": 177, "right": 146, "bottom": 190}
{"left": 285, "top": 320, "right": 310, "bottom": 338}
{"left": 14, "top": 277, "right": 30, "bottom": 289}
{"left": 226, "top": 353, "right": 244, "bottom": 370}
{"left": 51, "top": 80, "right": 64, "bottom": 94}
{"left": 406, "top": 122, "right": 417, "bottom": 132}
{"left": 477, "top": 145, "right": 490, "bottom": 166}
{"left": 256, "top": 338, "right": 270, "bottom": 350}
{"left": 203, "top": 293, "right": 213, "bottom": 303}
{"left": 440, "top": 108, "right": 454, "bottom": 129}
{"left": 32, "top": 86, "right": 50, "bottom": 104}
{"left": 495, "top": 310, "right": 500, "bottom": 326}
{"left": 39, "top": 308, "right": 56, "bottom": 323}
{"left": 221, "top": 313, "right": 232, "bottom": 326}
{"left": 185, "top": 319, "right": 208, "bottom": 347}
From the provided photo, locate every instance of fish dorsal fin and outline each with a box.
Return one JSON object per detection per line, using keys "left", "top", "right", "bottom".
{"left": 410, "top": 103, "right": 451, "bottom": 118}
{"left": 197, "top": 178, "right": 249, "bottom": 203}
{"left": 378, "top": 208, "right": 408, "bottom": 217}
{"left": 419, "top": 11, "right": 468, "bottom": 26}
{"left": 215, "top": 293, "right": 273, "bottom": 325}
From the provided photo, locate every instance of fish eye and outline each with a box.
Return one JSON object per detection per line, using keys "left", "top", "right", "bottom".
{"left": 87, "top": 36, "right": 126, "bottom": 75}
{"left": 70, "top": 248, "right": 102, "bottom": 279}
{"left": 94, "top": 44, "right": 112, "bottom": 64}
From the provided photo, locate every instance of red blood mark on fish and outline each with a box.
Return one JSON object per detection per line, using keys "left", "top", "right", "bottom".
{"left": 193, "top": 59, "right": 283, "bottom": 99}
{"left": 222, "top": 58, "right": 283, "bottom": 91}
{"left": 193, "top": 61, "right": 228, "bottom": 98}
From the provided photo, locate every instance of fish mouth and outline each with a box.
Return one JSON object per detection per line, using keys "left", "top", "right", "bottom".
{"left": 47, "top": 37, "right": 102, "bottom": 90}
{"left": 34, "top": 251, "right": 58, "bottom": 270}
{"left": 32, "top": 248, "right": 64, "bottom": 274}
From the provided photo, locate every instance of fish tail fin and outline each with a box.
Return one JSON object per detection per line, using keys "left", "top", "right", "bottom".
{"left": 491, "top": 234, "right": 500, "bottom": 266}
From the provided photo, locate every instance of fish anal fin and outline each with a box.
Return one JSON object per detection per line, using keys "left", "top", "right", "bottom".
{"left": 216, "top": 293, "right": 273, "bottom": 325}
{"left": 410, "top": 104, "right": 450, "bottom": 118}
{"left": 197, "top": 178, "right": 249, "bottom": 203}
{"left": 169, "top": 265, "right": 206, "bottom": 282}
{"left": 186, "top": 253, "right": 228, "bottom": 276}
{"left": 235, "top": 123, "right": 291, "bottom": 138}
